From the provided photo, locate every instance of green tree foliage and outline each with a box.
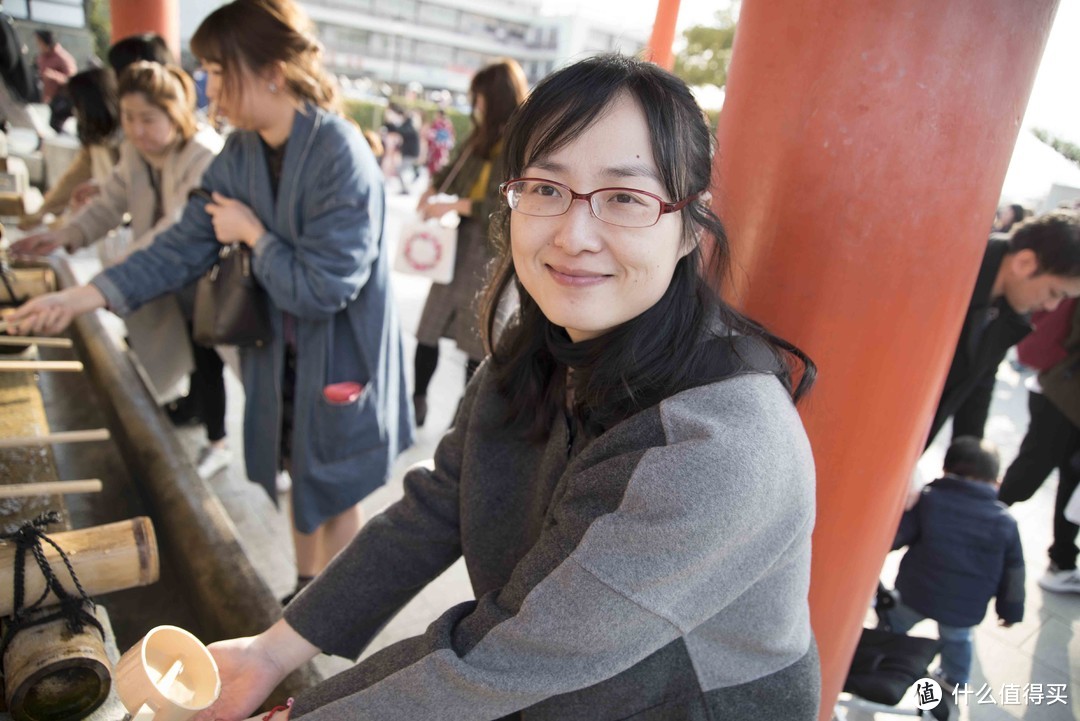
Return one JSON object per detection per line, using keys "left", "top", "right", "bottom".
{"left": 673, "top": 8, "right": 737, "bottom": 90}
{"left": 86, "top": 0, "right": 111, "bottom": 62}
{"left": 1033, "top": 127, "right": 1080, "bottom": 169}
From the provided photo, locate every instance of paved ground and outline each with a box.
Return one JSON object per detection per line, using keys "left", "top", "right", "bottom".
{"left": 68, "top": 172, "right": 1077, "bottom": 718}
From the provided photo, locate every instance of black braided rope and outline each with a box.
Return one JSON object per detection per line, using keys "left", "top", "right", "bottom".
{"left": 0, "top": 511, "right": 104, "bottom": 667}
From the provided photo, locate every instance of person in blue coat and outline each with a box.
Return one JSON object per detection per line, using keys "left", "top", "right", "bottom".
{"left": 7, "top": 0, "right": 414, "bottom": 602}
{"left": 882, "top": 436, "right": 1025, "bottom": 690}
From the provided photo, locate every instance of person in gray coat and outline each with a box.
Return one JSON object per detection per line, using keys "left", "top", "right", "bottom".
{"left": 7, "top": 0, "right": 413, "bottom": 602}
{"left": 149, "top": 54, "right": 820, "bottom": 721}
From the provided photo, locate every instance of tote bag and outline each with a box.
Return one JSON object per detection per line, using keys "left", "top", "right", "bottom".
{"left": 394, "top": 146, "right": 472, "bottom": 284}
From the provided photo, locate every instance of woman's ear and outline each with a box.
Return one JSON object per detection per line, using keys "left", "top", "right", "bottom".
{"left": 679, "top": 191, "right": 712, "bottom": 258}
{"left": 261, "top": 61, "right": 287, "bottom": 93}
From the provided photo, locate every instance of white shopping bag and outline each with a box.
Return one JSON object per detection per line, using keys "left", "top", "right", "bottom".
{"left": 394, "top": 215, "right": 457, "bottom": 285}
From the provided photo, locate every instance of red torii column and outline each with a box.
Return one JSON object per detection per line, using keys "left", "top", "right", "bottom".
{"left": 108, "top": 0, "right": 180, "bottom": 61}
{"left": 712, "top": 1, "right": 1058, "bottom": 717}
{"left": 647, "top": 0, "right": 681, "bottom": 70}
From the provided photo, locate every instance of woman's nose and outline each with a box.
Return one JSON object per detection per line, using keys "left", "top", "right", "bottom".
{"left": 551, "top": 199, "right": 603, "bottom": 254}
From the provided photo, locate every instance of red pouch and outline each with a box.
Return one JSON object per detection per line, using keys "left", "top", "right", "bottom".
{"left": 323, "top": 381, "right": 363, "bottom": 405}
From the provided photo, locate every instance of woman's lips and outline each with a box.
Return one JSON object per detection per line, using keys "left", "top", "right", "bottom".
{"left": 546, "top": 264, "right": 610, "bottom": 287}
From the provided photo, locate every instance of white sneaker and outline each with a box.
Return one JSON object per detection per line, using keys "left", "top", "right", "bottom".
{"left": 275, "top": 470, "right": 292, "bottom": 494}
{"left": 196, "top": 445, "right": 232, "bottom": 480}
{"left": 1038, "top": 565, "right": 1080, "bottom": 594}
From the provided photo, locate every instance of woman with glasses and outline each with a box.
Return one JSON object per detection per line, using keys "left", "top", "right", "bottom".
{"left": 19, "top": 54, "right": 820, "bottom": 720}
{"left": 411, "top": 58, "right": 528, "bottom": 427}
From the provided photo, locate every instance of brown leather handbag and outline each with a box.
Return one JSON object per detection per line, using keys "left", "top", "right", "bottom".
{"left": 192, "top": 243, "right": 273, "bottom": 347}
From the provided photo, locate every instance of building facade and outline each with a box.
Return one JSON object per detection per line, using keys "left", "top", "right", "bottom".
{"left": 179, "top": 0, "right": 646, "bottom": 94}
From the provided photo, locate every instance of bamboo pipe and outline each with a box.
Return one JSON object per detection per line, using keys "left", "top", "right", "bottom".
{"left": 3, "top": 608, "right": 112, "bottom": 721}
{"left": 0, "top": 428, "right": 110, "bottom": 449}
{"left": 0, "top": 360, "right": 83, "bottom": 372}
{"left": 0, "top": 480, "right": 103, "bottom": 498}
{"left": 0, "top": 517, "right": 159, "bottom": 617}
{"left": 0, "top": 335, "right": 72, "bottom": 348}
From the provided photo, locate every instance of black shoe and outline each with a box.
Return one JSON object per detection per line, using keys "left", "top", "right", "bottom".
{"left": 413, "top": 394, "right": 428, "bottom": 427}
{"left": 164, "top": 397, "right": 202, "bottom": 426}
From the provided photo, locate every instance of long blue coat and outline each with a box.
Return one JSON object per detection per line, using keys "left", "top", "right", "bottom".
{"left": 92, "top": 104, "right": 414, "bottom": 533}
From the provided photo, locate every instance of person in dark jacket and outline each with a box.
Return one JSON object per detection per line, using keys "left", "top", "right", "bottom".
{"left": 1000, "top": 299, "right": 1080, "bottom": 594}
{"left": 883, "top": 437, "right": 1025, "bottom": 689}
{"left": 927, "top": 211, "right": 1080, "bottom": 448}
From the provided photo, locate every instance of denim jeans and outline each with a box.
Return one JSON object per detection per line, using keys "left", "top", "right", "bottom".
{"left": 878, "top": 597, "right": 973, "bottom": 685}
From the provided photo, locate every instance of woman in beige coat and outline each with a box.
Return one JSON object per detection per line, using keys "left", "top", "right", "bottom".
{"left": 12, "top": 61, "right": 229, "bottom": 478}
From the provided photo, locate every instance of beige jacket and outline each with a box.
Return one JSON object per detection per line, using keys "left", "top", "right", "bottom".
{"left": 64, "top": 125, "right": 224, "bottom": 398}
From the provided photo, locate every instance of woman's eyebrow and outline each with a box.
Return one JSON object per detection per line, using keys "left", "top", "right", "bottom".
{"left": 602, "top": 162, "right": 662, "bottom": 183}
{"left": 526, "top": 159, "right": 662, "bottom": 184}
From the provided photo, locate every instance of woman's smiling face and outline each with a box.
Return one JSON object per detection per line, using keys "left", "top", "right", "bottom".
{"left": 510, "top": 93, "right": 691, "bottom": 342}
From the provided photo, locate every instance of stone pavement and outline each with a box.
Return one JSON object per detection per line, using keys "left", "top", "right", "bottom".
{"left": 164, "top": 177, "right": 1079, "bottom": 718}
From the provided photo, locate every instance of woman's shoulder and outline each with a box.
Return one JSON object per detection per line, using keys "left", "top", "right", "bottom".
{"left": 188, "top": 123, "right": 225, "bottom": 156}
{"left": 311, "top": 108, "right": 367, "bottom": 151}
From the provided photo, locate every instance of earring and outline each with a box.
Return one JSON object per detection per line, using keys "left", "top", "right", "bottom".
{"left": 268, "top": 82, "right": 278, "bottom": 93}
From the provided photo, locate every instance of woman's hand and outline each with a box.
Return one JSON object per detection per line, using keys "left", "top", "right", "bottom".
{"left": 9, "top": 230, "right": 64, "bottom": 256}
{"left": 191, "top": 636, "right": 285, "bottom": 721}
{"left": 420, "top": 198, "right": 470, "bottom": 221}
{"left": 206, "top": 192, "right": 267, "bottom": 248}
{"left": 192, "top": 621, "right": 318, "bottom": 721}
{"left": 4, "top": 285, "right": 107, "bottom": 336}
{"left": 9, "top": 227, "right": 83, "bottom": 257}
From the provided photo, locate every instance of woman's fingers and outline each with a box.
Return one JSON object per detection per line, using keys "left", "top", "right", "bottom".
{"left": 10, "top": 233, "right": 57, "bottom": 256}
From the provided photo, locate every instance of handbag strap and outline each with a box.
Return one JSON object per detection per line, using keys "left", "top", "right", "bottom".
{"left": 436, "top": 143, "right": 473, "bottom": 196}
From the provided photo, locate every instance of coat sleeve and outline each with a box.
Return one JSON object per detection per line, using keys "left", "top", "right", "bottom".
{"left": 995, "top": 519, "right": 1025, "bottom": 624}
{"left": 89, "top": 150, "right": 227, "bottom": 316}
{"left": 65, "top": 149, "right": 134, "bottom": 249}
{"left": 287, "top": 377, "right": 815, "bottom": 721}
{"left": 127, "top": 143, "right": 218, "bottom": 259}
{"left": 892, "top": 501, "right": 921, "bottom": 550}
{"left": 250, "top": 129, "right": 380, "bottom": 320}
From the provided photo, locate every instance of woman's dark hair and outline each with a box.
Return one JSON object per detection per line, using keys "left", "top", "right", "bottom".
{"left": 944, "top": 436, "right": 1000, "bottom": 482}
{"left": 67, "top": 67, "right": 120, "bottom": 146}
{"left": 480, "top": 54, "right": 816, "bottom": 441}
{"left": 190, "top": 0, "right": 339, "bottom": 113}
{"left": 468, "top": 58, "right": 528, "bottom": 159}
{"left": 107, "top": 33, "right": 174, "bottom": 74}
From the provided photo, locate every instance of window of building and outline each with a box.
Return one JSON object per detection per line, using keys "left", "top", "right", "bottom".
{"left": 455, "top": 49, "right": 484, "bottom": 70}
{"left": 418, "top": 2, "right": 458, "bottom": 30}
{"left": 7, "top": 0, "right": 84, "bottom": 26}
{"left": 374, "top": 0, "right": 416, "bottom": 20}
{"left": 414, "top": 41, "right": 453, "bottom": 66}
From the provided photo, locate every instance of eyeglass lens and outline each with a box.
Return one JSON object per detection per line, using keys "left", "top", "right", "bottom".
{"left": 506, "top": 180, "right": 660, "bottom": 228}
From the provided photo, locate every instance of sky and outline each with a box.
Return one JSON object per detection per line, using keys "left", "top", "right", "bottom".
{"left": 541, "top": 0, "right": 1079, "bottom": 144}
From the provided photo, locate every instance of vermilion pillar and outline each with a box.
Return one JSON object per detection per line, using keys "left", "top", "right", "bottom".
{"left": 714, "top": 1, "right": 1058, "bottom": 717}
{"left": 108, "top": 0, "right": 180, "bottom": 61}
{"left": 647, "top": 0, "right": 681, "bottom": 70}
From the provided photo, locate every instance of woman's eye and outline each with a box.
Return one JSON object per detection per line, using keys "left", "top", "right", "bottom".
{"left": 611, "top": 192, "right": 644, "bottom": 205}
{"left": 534, "top": 184, "right": 561, "bottom": 197}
